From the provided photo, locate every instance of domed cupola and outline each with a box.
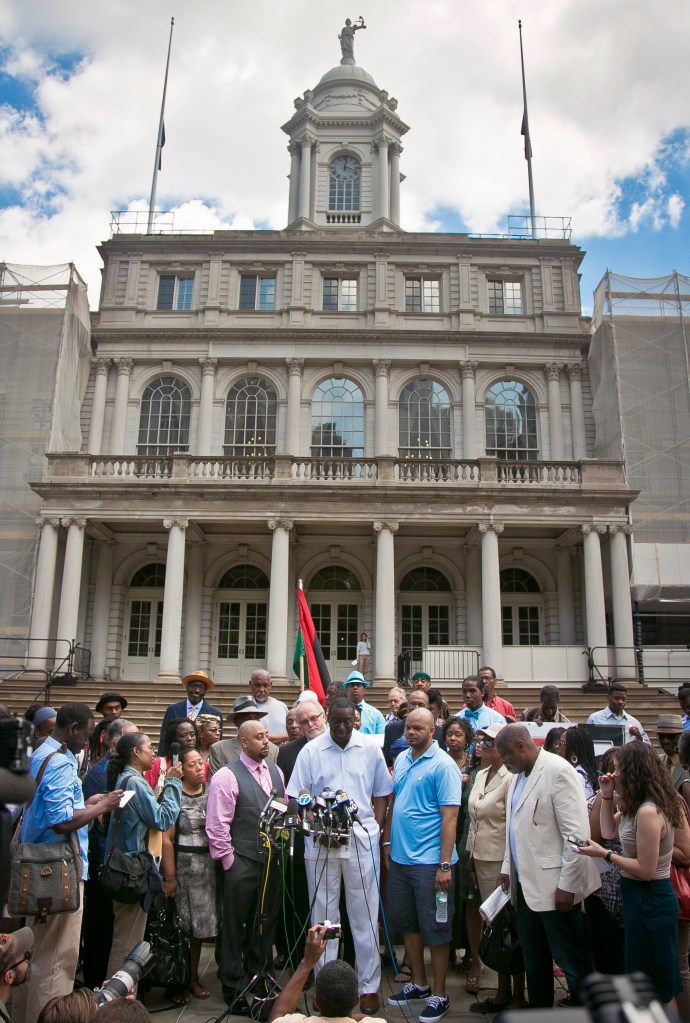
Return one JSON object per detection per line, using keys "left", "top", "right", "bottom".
{"left": 282, "top": 20, "right": 409, "bottom": 231}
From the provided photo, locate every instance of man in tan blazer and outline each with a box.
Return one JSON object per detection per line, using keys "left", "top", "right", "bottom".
{"left": 496, "top": 724, "right": 599, "bottom": 1009}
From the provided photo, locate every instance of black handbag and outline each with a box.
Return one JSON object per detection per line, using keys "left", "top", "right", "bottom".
{"left": 478, "top": 905, "right": 524, "bottom": 975}
{"left": 100, "top": 801, "right": 151, "bottom": 904}
{"left": 145, "top": 899, "right": 191, "bottom": 989}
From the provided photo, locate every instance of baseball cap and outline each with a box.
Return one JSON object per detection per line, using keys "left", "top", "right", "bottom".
{"left": 0, "top": 928, "right": 33, "bottom": 975}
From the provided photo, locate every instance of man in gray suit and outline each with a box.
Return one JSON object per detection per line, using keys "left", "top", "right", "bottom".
{"left": 208, "top": 696, "right": 279, "bottom": 774}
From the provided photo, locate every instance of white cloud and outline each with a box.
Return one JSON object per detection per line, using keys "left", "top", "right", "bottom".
{"left": 0, "top": 0, "right": 688, "bottom": 301}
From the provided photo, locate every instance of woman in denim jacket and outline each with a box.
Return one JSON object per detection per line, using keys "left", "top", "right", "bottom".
{"left": 104, "top": 731, "right": 182, "bottom": 982}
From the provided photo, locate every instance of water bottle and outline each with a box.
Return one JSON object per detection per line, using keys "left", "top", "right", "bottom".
{"left": 435, "top": 890, "right": 448, "bottom": 923}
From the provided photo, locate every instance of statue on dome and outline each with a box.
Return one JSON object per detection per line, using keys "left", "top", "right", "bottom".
{"left": 339, "top": 17, "right": 366, "bottom": 64}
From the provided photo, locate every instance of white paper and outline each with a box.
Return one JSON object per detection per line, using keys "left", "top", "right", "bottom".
{"left": 479, "top": 885, "right": 511, "bottom": 923}
{"left": 118, "top": 790, "right": 135, "bottom": 809}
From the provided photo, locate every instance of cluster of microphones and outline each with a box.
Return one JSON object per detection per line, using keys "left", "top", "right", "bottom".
{"left": 259, "top": 786, "right": 361, "bottom": 855}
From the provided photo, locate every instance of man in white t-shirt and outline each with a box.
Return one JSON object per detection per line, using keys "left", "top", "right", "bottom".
{"left": 249, "top": 669, "right": 289, "bottom": 744}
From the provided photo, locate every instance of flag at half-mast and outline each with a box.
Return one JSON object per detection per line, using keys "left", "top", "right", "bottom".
{"left": 293, "top": 584, "right": 330, "bottom": 705}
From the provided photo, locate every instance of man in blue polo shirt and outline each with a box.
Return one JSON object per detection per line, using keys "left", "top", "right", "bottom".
{"left": 383, "top": 708, "right": 462, "bottom": 1023}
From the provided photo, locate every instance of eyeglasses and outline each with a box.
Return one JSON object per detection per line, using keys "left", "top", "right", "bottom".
{"left": 7, "top": 949, "right": 32, "bottom": 972}
{"left": 475, "top": 738, "right": 495, "bottom": 747}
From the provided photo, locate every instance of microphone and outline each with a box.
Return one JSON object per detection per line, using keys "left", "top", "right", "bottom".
{"left": 285, "top": 797, "right": 299, "bottom": 858}
{"left": 297, "top": 789, "right": 313, "bottom": 832}
{"left": 170, "top": 742, "right": 180, "bottom": 766}
{"left": 259, "top": 787, "right": 279, "bottom": 821}
{"left": 334, "top": 789, "right": 361, "bottom": 825}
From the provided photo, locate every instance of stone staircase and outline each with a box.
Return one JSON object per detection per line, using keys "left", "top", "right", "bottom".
{"left": 0, "top": 676, "right": 681, "bottom": 748}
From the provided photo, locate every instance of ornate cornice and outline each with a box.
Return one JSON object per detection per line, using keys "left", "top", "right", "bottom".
{"left": 373, "top": 359, "right": 390, "bottom": 378}
{"left": 115, "top": 358, "right": 133, "bottom": 376}
{"left": 268, "top": 518, "right": 294, "bottom": 532}
{"left": 581, "top": 524, "right": 607, "bottom": 536}
{"left": 199, "top": 358, "right": 218, "bottom": 377}
{"left": 286, "top": 358, "right": 304, "bottom": 377}
{"left": 478, "top": 522, "right": 504, "bottom": 534}
{"left": 544, "top": 362, "right": 562, "bottom": 382}
{"left": 565, "top": 363, "right": 583, "bottom": 383}
{"left": 164, "top": 518, "right": 188, "bottom": 530}
{"left": 373, "top": 520, "right": 399, "bottom": 534}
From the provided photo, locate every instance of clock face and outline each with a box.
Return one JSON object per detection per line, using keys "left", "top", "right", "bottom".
{"left": 330, "top": 155, "right": 360, "bottom": 180}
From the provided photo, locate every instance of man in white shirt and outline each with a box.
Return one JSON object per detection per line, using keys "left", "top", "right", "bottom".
{"left": 287, "top": 697, "right": 392, "bottom": 1015}
{"left": 586, "top": 682, "right": 651, "bottom": 744}
{"left": 249, "top": 668, "right": 289, "bottom": 744}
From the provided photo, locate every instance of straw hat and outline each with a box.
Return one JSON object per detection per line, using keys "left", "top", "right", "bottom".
{"left": 181, "top": 669, "right": 214, "bottom": 691}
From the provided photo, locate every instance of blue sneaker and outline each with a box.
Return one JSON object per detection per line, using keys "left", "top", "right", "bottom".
{"left": 419, "top": 996, "right": 450, "bottom": 1023}
{"left": 387, "top": 982, "right": 431, "bottom": 1005}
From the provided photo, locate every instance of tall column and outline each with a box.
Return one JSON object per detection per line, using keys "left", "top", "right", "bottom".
{"left": 298, "top": 138, "right": 313, "bottom": 221}
{"left": 465, "top": 545, "right": 482, "bottom": 647}
{"left": 109, "top": 358, "right": 133, "bottom": 454}
{"left": 267, "top": 519, "right": 293, "bottom": 681}
{"left": 56, "top": 518, "right": 87, "bottom": 660}
{"left": 389, "top": 143, "right": 402, "bottom": 225}
{"left": 377, "top": 139, "right": 390, "bottom": 221}
{"left": 287, "top": 142, "right": 301, "bottom": 224}
{"left": 609, "top": 525, "right": 635, "bottom": 679}
{"left": 197, "top": 358, "right": 217, "bottom": 456}
{"left": 582, "top": 525, "right": 608, "bottom": 660}
{"left": 566, "top": 363, "right": 587, "bottom": 460}
{"left": 460, "top": 362, "right": 478, "bottom": 459}
{"left": 28, "top": 518, "right": 61, "bottom": 671}
{"left": 90, "top": 541, "right": 115, "bottom": 678}
{"left": 88, "top": 358, "right": 111, "bottom": 455}
{"left": 556, "top": 548, "right": 576, "bottom": 644}
{"left": 182, "top": 542, "right": 204, "bottom": 676}
{"left": 545, "top": 362, "right": 564, "bottom": 460}
{"left": 479, "top": 522, "right": 503, "bottom": 677}
{"left": 373, "top": 521, "right": 398, "bottom": 684}
{"left": 373, "top": 360, "right": 390, "bottom": 457}
{"left": 285, "top": 359, "right": 303, "bottom": 455}
{"left": 158, "top": 518, "right": 188, "bottom": 680}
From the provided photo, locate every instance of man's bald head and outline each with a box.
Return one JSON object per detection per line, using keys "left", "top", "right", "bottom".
{"left": 404, "top": 706, "right": 436, "bottom": 754}
{"left": 406, "top": 690, "right": 430, "bottom": 712}
{"left": 495, "top": 723, "right": 538, "bottom": 775}
{"left": 238, "top": 719, "right": 270, "bottom": 761}
{"left": 406, "top": 707, "right": 434, "bottom": 729}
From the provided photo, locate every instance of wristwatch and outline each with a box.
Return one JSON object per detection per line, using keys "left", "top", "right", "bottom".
{"left": 439, "top": 862, "right": 451, "bottom": 872}
{"left": 605, "top": 851, "right": 614, "bottom": 864}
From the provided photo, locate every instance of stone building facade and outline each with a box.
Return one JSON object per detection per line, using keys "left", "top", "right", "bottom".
{"left": 27, "top": 45, "right": 637, "bottom": 688}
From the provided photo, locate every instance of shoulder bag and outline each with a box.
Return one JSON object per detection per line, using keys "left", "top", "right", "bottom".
{"left": 8, "top": 746, "right": 84, "bottom": 921}
{"left": 100, "top": 781, "right": 152, "bottom": 904}
{"left": 145, "top": 898, "right": 191, "bottom": 990}
{"left": 670, "top": 800, "right": 690, "bottom": 922}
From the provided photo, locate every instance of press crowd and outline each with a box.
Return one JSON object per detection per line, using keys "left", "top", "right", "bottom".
{"left": 4, "top": 669, "right": 690, "bottom": 1023}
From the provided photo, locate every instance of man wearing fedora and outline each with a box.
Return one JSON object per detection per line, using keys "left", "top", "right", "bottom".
{"left": 657, "top": 713, "right": 690, "bottom": 793}
{"left": 158, "top": 670, "right": 223, "bottom": 750}
{"left": 95, "top": 691, "right": 128, "bottom": 720}
{"left": 344, "top": 670, "right": 385, "bottom": 735}
{"left": 209, "top": 696, "right": 280, "bottom": 774}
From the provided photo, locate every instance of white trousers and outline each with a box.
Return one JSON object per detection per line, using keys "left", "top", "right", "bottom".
{"left": 305, "top": 831, "right": 381, "bottom": 995}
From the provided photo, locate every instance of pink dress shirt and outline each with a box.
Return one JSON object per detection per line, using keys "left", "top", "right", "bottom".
{"left": 205, "top": 751, "right": 283, "bottom": 871}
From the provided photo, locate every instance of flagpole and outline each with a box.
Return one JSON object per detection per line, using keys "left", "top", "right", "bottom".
{"left": 297, "top": 578, "right": 305, "bottom": 690}
{"left": 147, "top": 17, "right": 175, "bottom": 235}
{"left": 519, "top": 19, "right": 537, "bottom": 239}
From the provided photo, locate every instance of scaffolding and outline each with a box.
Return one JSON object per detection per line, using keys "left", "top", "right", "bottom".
{"left": 0, "top": 263, "right": 91, "bottom": 657}
{"left": 590, "top": 271, "right": 690, "bottom": 602}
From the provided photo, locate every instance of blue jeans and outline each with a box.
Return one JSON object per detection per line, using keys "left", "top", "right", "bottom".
{"left": 515, "top": 883, "right": 593, "bottom": 1007}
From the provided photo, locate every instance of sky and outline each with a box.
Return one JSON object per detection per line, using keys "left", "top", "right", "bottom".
{"left": 0, "top": 0, "right": 689, "bottom": 314}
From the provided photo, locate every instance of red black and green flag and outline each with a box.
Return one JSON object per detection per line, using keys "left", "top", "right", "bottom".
{"left": 293, "top": 586, "right": 330, "bottom": 705}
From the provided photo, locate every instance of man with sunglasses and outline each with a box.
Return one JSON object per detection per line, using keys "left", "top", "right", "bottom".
{"left": 0, "top": 929, "right": 33, "bottom": 1023}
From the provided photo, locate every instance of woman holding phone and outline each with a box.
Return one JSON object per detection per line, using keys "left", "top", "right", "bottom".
{"left": 577, "top": 741, "right": 683, "bottom": 1009}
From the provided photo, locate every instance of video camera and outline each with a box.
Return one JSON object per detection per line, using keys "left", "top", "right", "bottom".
{"left": 498, "top": 973, "right": 672, "bottom": 1023}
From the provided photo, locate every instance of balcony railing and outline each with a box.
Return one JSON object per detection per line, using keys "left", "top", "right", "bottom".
{"left": 41, "top": 453, "right": 624, "bottom": 489}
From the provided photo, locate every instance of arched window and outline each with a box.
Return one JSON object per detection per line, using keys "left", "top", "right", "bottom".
{"left": 224, "top": 377, "right": 277, "bottom": 457}
{"left": 398, "top": 379, "right": 451, "bottom": 462}
{"left": 137, "top": 376, "right": 191, "bottom": 456}
{"left": 329, "top": 155, "right": 361, "bottom": 212}
{"left": 311, "top": 379, "right": 364, "bottom": 458}
{"left": 500, "top": 568, "right": 542, "bottom": 645}
{"left": 400, "top": 568, "right": 452, "bottom": 592}
{"left": 130, "top": 563, "right": 166, "bottom": 587}
{"left": 309, "top": 566, "right": 361, "bottom": 591}
{"left": 218, "top": 565, "right": 270, "bottom": 589}
{"left": 485, "top": 380, "right": 538, "bottom": 460}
